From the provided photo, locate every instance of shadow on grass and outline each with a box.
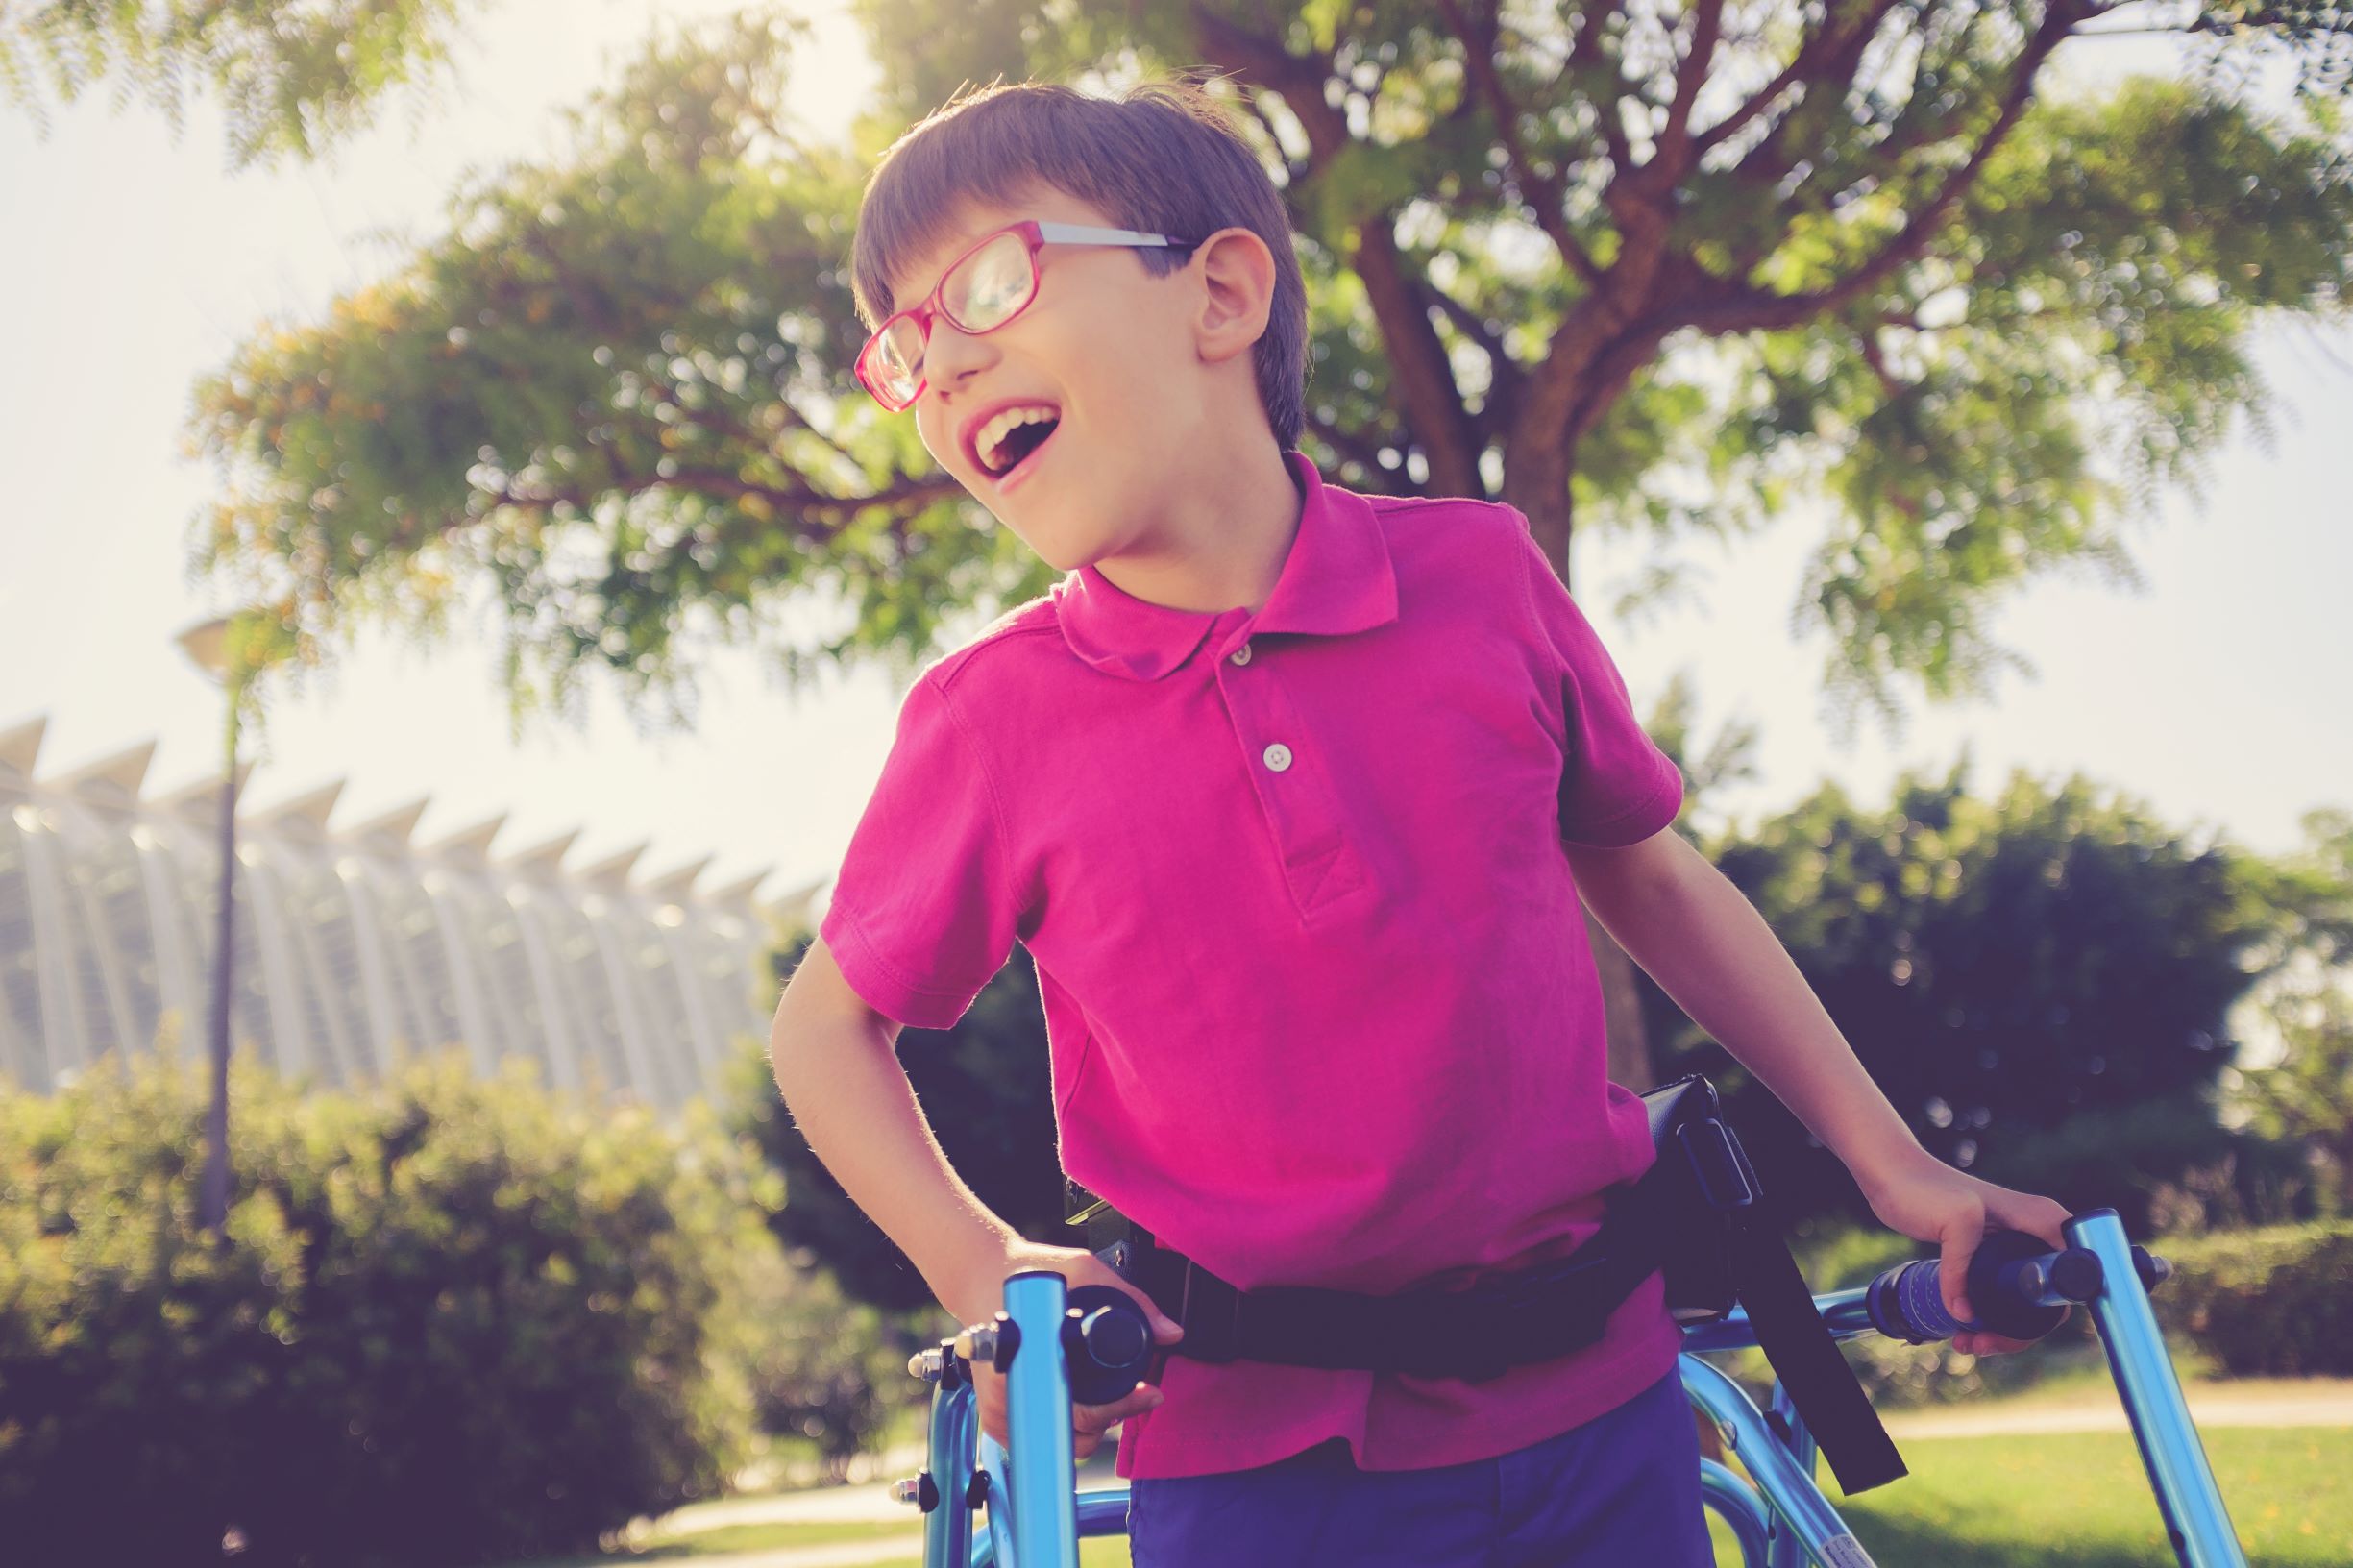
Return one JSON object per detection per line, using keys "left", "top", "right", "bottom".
{"left": 1842, "top": 1512, "right": 2186, "bottom": 1568}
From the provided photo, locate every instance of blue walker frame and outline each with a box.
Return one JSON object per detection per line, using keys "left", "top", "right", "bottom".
{"left": 892, "top": 1208, "right": 2248, "bottom": 1568}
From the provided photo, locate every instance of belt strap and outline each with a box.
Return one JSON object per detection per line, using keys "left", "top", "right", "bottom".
{"left": 1125, "top": 1216, "right": 1647, "bottom": 1384}
{"left": 1127, "top": 1189, "right": 1908, "bottom": 1495}
{"left": 1724, "top": 1198, "right": 1908, "bottom": 1493}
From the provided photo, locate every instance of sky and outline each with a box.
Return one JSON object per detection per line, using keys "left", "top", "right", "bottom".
{"left": 1, "top": 3, "right": 2346, "bottom": 933}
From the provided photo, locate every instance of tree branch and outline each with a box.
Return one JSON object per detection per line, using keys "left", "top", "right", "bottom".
{"left": 1658, "top": 0, "right": 1728, "bottom": 163}
{"left": 1693, "top": 0, "right": 1904, "bottom": 167}
{"left": 1558, "top": 312, "right": 1684, "bottom": 455}
{"left": 1186, "top": 3, "right": 1486, "bottom": 492}
{"left": 1434, "top": 0, "right": 1606, "bottom": 290}
{"left": 1238, "top": 86, "right": 1309, "bottom": 187}
{"left": 1350, "top": 217, "right": 1486, "bottom": 495}
{"left": 1305, "top": 404, "right": 1416, "bottom": 490}
{"left": 1854, "top": 323, "right": 1909, "bottom": 404}
{"left": 1569, "top": 0, "right": 1635, "bottom": 178}
{"left": 1678, "top": 1, "right": 2090, "bottom": 335}
{"left": 772, "top": 393, "right": 866, "bottom": 473}
{"left": 1422, "top": 271, "right": 1525, "bottom": 446}
{"left": 1188, "top": 2, "right": 1340, "bottom": 152}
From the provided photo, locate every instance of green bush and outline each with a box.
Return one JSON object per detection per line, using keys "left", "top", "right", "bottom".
{"left": 2149, "top": 1218, "right": 2353, "bottom": 1375}
{"left": 1975, "top": 1099, "right": 2318, "bottom": 1238}
{"left": 731, "top": 1233, "right": 943, "bottom": 1482}
{"left": 0, "top": 1044, "right": 783, "bottom": 1567}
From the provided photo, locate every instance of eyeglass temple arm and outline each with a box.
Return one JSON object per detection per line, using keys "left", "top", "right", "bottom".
{"left": 1032, "top": 220, "right": 1192, "bottom": 249}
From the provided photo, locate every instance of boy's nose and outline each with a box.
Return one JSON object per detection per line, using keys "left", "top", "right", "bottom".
{"left": 921, "top": 316, "right": 992, "bottom": 389}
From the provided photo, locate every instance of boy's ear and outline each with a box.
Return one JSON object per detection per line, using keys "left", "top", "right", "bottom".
{"left": 1189, "top": 226, "right": 1276, "bottom": 365}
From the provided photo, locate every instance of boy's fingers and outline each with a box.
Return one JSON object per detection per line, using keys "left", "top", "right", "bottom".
{"left": 987, "top": 1378, "right": 1164, "bottom": 1452}
{"left": 1077, "top": 1384, "right": 1163, "bottom": 1425}
{"left": 1115, "top": 1286, "right": 1182, "bottom": 1341}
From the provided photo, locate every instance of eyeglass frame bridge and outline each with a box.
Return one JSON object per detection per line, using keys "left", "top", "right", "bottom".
{"left": 855, "top": 218, "right": 1201, "bottom": 411}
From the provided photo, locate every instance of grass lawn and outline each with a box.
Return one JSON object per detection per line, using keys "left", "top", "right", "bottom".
{"left": 1827, "top": 1425, "right": 2350, "bottom": 1568}
{"left": 484, "top": 1519, "right": 924, "bottom": 1567}
{"left": 507, "top": 1424, "right": 2347, "bottom": 1567}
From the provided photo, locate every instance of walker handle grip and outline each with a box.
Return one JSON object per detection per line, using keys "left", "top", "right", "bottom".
{"left": 1062, "top": 1285, "right": 1157, "bottom": 1406}
{"left": 1863, "top": 1228, "right": 2124, "bottom": 1344}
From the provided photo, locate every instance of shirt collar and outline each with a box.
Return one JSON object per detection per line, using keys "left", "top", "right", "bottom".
{"left": 1052, "top": 450, "right": 1399, "bottom": 682}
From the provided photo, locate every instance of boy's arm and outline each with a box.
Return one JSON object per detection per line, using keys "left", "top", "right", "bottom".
{"left": 1562, "top": 825, "right": 1924, "bottom": 1184}
{"left": 770, "top": 936, "right": 1187, "bottom": 1450}
{"left": 769, "top": 935, "right": 1020, "bottom": 1325}
{"left": 1563, "top": 824, "right": 2074, "bottom": 1352}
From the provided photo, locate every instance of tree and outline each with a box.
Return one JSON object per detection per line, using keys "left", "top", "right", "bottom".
{"left": 184, "top": 3, "right": 2353, "bottom": 1085}
{"left": 0, "top": 0, "right": 476, "bottom": 168}
{"left": 2233, "top": 982, "right": 2353, "bottom": 1213}
{"left": 1643, "top": 760, "right": 2316, "bottom": 1231}
{"left": 2223, "top": 807, "right": 2353, "bottom": 1211}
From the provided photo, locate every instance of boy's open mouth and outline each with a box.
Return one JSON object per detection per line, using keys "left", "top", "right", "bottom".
{"left": 975, "top": 404, "right": 1062, "bottom": 486}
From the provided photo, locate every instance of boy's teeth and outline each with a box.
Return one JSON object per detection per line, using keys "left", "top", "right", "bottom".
{"left": 979, "top": 403, "right": 1060, "bottom": 473}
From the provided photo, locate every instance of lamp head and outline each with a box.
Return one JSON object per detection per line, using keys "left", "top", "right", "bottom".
{"left": 175, "top": 616, "right": 233, "bottom": 682}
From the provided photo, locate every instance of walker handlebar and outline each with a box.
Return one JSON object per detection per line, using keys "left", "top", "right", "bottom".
{"left": 1862, "top": 1226, "right": 2171, "bottom": 1344}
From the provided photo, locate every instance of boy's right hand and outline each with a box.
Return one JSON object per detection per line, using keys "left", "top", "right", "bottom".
{"left": 953, "top": 1238, "right": 1185, "bottom": 1461}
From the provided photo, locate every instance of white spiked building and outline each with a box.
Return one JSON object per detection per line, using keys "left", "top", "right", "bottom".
{"left": 0, "top": 716, "right": 820, "bottom": 1112}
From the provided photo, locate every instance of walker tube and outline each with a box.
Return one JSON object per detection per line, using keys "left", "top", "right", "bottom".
{"left": 965, "top": 1489, "right": 1131, "bottom": 1568}
{"left": 1002, "top": 1270, "right": 1082, "bottom": 1568}
{"left": 2068, "top": 1209, "right": 2247, "bottom": 1568}
{"left": 1076, "top": 1489, "right": 1133, "bottom": 1539}
{"left": 975, "top": 1433, "right": 1016, "bottom": 1568}
{"left": 924, "top": 1381, "right": 977, "bottom": 1568}
{"left": 1679, "top": 1355, "right": 1880, "bottom": 1568}
{"left": 1697, "top": 1456, "right": 1777, "bottom": 1568}
{"left": 1679, "top": 1289, "right": 1880, "bottom": 1354}
{"left": 1766, "top": 1379, "right": 1820, "bottom": 1568}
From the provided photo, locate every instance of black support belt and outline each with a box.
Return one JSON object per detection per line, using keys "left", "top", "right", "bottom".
{"left": 1112, "top": 1179, "right": 1907, "bottom": 1494}
{"left": 1123, "top": 1214, "right": 1651, "bottom": 1383}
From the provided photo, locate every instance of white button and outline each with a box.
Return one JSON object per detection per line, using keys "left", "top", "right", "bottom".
{"left": 1230, "top": 641, "right": 1253, "bottom": 666}
{"left": 1262, "top": 743, "right": 1292, "bottom": 772}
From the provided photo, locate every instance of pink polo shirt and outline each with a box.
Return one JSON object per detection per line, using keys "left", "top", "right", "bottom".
{"left": 820, "top": 449, "right": 1688, "bottom": 1480}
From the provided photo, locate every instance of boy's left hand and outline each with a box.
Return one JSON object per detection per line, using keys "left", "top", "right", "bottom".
{"left": 1856, "top": 1152, "right": 2076, "bottom": 1357}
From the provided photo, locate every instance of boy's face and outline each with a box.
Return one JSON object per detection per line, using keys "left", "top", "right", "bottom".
{"left": 882, "top": 182, "right": 1256, "bottom": 574}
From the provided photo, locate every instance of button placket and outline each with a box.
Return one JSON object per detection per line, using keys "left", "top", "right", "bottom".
{"left": 1219, "top": 658, "right": 1366, "bottom": 920}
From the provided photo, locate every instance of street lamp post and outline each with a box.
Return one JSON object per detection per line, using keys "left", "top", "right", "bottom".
{"left": 175, "top": 614, "right": 243, "bottom": 1240}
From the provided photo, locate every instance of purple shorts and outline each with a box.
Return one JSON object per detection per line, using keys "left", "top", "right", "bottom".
{"left": 1123, "top": 1364, "right": 1713, "bottom": 1567}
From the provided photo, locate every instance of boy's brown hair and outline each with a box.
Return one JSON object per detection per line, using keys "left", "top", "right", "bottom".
{"left": 850, "top": 73, "right": 1309, "bottom": 452}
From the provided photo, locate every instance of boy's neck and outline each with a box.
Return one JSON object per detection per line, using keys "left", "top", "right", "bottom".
{"left": 1089, "top": 434, "right": 1304, "bottom": 618}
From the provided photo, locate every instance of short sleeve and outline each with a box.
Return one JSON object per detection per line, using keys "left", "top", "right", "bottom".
{"left": 1507, "top": 511, "right": 1685, "bottom": 846}
{"left": 819, "top": 673, "right": 1026, "bottom": 1030}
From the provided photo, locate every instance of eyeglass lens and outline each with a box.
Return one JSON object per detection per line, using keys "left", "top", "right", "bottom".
{"left": 871, "top": 230, "right": 1036, "bottom": 401}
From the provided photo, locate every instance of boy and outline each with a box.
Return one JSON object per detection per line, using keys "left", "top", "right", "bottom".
{"left": 770, "top": 74, "right": 2073, "bottom": 1565}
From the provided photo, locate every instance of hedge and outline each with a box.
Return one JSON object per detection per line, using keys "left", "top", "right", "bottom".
{"left": 2148, "top": 1217, "right": 2353, "bottom": 1376}
{"left": 0, "top": 1044, "right": 784, "bottom": 1567}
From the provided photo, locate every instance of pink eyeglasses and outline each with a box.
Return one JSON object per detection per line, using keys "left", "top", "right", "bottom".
{"left": 855, "top": 219, "right": 1199, "bottom": 411}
